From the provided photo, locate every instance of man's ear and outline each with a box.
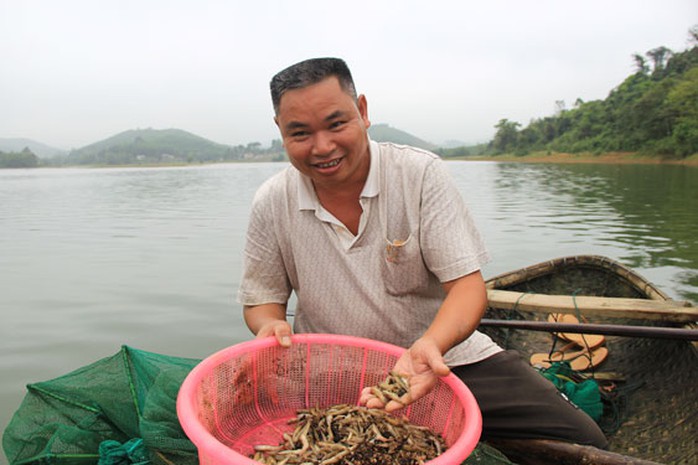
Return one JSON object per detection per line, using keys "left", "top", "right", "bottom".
{"left": 274, "top": 116, "right": 279, "bottom": 128}
{"left": 357, "top": 94, "right": 371, "bottom": 129}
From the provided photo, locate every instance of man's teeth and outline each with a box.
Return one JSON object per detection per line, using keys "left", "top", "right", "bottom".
{"left": 317, "top": 159, "right": 341, "bottom": 168}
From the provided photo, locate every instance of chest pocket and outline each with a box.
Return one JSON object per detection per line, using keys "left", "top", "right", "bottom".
{"left": 377, "top": 150, "right": 432, "bottom": 295}
{"left": 380, "top": 230, "right": 430, "bottom": 295}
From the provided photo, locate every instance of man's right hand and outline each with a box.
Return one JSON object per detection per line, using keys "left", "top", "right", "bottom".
{"left": 257, "top": 320, "right": 293, "bottom": 347}
{"left": 243, "top": 303, "right": 292, "bottom": 347}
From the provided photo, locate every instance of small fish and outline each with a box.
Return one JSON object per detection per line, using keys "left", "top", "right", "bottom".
{"left": 249, "top": 403, "right": 446, "bottom": 465}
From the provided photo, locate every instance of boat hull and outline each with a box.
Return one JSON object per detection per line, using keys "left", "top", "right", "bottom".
{"left": 480, "top": 255, "right": 697, "bottom": 465}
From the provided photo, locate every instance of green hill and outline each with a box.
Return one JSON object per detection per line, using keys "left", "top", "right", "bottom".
{"left": 368, "top": 124, "right": 437, "bottom": 151}
{"left": 0, "top": 138, "right": 66, "bottom": 158}
{"left": 67, "top": 128, "right": 242, "bottom": 165}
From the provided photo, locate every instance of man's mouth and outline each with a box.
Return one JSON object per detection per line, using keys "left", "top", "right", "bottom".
{"left": 314, "top": 158, "right": 342, "bottom": 169}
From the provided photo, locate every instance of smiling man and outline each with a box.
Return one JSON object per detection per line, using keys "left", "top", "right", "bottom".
{"left": 237, "top": 57, "right": 607, "bottom": 449}
{"left": 273, "top": 74, "right": 371, "bottom": 236}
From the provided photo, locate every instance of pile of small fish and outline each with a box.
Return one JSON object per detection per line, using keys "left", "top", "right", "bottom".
{"left": 369, "top": 371, "right": 410, "bottom": 406}
{"left": 250, "top": 373, "right": 447, "bottom": 465}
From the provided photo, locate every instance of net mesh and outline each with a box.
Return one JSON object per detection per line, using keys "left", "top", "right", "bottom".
{"left": 2, "top": 346, "right": 199, "bottom": 465}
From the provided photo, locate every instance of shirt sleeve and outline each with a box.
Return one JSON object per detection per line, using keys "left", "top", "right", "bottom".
{"left": 237, "top": 180, "right": 292, "bottom": 306}
{"left": 419, "top": 158, "right": 490, "bottom": 282}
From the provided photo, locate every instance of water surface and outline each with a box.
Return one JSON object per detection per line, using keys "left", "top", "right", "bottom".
{"left": 1, "top": 161, "right": 696, "bottom": 461}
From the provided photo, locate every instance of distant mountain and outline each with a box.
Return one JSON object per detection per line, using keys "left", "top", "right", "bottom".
{"left": 10, "top": 125, "right": 443, "bottom": 166}
{"left": 0, "top": 138, "right": 66, "bottom": 158}
{"left": 368, "top": 124, "right": 437, "bottom": 151}
{"left": 67, "top": 128, "right": 243, "bottom": 165}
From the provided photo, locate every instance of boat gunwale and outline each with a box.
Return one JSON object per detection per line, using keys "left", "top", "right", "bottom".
{"left": 485, "top": 254, "right": 673, "bottom": 301}
{"left": 484, "top": 255, "right": 695, "bottom": 322}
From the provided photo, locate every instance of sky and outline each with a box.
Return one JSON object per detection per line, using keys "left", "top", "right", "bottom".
{"left": 1, "top": 1, "right": 697, "bottom": 150}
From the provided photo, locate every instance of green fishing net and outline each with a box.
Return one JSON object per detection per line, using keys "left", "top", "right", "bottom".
{"left": 538, "top": 361, "right": 604, "bottom": 421}
{"left": 3, "top": 346, "right": 516, "bottom": 465}
{"left": 2, "top": 346, "right": 199, "bottom": 465}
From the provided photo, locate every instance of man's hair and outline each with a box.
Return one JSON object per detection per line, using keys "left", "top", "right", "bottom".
{"left": 270, "top": 57, "right": 357, "bottom": 114}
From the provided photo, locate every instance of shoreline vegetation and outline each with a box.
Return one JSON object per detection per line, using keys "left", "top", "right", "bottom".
{"left": 459, "top": 151, "right": 698, "bottom": 166}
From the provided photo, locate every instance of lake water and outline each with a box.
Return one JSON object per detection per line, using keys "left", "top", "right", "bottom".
{"left": 1, "top": 161, "right": 696, "bottom": 461}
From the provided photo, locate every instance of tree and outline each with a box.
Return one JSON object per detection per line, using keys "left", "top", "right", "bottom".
{"left": 689, "top": 25, "right": 698, "bottom": 45}
{"left": 491, "top": 119, "right": 521, "bottom": 154}
{"left": 270, "top": 139, "right": 284, "bottom": 153}
{"left": 245, "top": 142, "right": 262, "bottom": 153}
{"left": 0, "top": 148, "right": 40, "bottom": 168}
{"left": 664, "top": 67, "right": 698, "bottom": 155}
{"left": 646, "top": 46, "right": 673, "bottom": 74}
{"left": 632, "top": 53, "right": 649, "bottom": 74}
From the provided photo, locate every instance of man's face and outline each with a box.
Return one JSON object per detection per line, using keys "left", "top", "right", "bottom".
{"left": 274, "top": 77, "right": 371, "bottom": 191}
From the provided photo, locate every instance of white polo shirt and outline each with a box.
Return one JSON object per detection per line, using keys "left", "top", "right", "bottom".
{"left": 238, "top": 140, "right": 502, "bottom": 365}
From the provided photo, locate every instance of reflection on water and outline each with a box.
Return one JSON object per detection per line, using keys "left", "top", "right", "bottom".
{"left": 447, "top": 162, "right": 698, "bottom": 302}
{"left": 0, "top": 161, "right": 696, "bottom": 459}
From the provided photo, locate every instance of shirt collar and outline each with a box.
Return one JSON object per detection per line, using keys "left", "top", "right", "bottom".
{"left": 297, "top": 139, "right": 380, "bottom": 211}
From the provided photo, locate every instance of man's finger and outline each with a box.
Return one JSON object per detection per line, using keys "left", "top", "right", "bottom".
{"left": 384, "top": 398, "right": 407, "bottom": 413}
{"left": 365, "top": 397, "right": 386, "bottom": 409}
{"left": 275, "top": 326, "right": 292, "bottom": 347}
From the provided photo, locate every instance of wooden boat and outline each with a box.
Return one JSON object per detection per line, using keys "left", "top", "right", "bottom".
{"left": 479, "top": 255, "right": 698, "bottom": 465}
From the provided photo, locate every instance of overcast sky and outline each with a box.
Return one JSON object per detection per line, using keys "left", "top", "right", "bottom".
{"left": 1, "top": 1, "right": 696, "bottom": 149}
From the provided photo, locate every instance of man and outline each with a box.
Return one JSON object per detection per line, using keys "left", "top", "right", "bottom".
{"left": 238, "top": 57, "right": 606, "bottom": 448}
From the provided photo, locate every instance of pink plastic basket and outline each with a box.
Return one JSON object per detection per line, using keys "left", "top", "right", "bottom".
{"left": 177, "top": 334, "right": 482, "bottom": 465}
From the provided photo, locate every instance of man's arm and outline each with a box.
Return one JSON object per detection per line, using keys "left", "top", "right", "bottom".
{"left": 423, "top": 270, "right": 488, "bottom": 355}
{"left": 243, "top": 303, "right": 293, "bottom": 347}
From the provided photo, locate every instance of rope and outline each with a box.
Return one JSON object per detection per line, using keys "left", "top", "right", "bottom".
{"left": 567, "top": 292, "right": 645, "bottom": 435}
{"left": 572, "top": 289, "right": 596, "bottom": 376}
{"left": 500, "top": 291, "right": 533, "bottom": 349}
{"left": 122, "top": 346, "right": 142, "bottom": 418}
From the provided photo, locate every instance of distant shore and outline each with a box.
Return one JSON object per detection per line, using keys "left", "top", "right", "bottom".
{"left": 4, "top": 151, "right": 696, "bottom": 170}
{"left": 459, "top": 151, "right": 698, "bottom": 166}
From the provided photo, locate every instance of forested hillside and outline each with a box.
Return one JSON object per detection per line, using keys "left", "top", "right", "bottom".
{"left": 0, "top": 148, "right": 39, "bottom": 168}
{"left": 486, "top": 28, "right": 698, "bottom": 159}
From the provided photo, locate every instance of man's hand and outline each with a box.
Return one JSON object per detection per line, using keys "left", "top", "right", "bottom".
{"left": 360, "top": 337, "right": 449, "bottom": 412}
{"left": 243, "top": 303, "right": 292, "bottom": 347}
{"left": 257, "top": 320, "right": 293, "bottom": 347}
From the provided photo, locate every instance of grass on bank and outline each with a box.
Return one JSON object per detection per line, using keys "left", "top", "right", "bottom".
{"left": 457, "top": 151, "right": 698, "bottom": 166}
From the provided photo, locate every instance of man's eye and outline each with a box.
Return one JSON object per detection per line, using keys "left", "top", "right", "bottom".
{"left": 291, "top": 131, "right": 309, "bottom": 138}
{"left": 330, "top": 121, "right": 346, "bottom": 130}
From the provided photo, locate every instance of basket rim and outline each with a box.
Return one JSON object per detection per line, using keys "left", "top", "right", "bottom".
{"left": 177, "top": 333, "right": 482, "bottom": 464}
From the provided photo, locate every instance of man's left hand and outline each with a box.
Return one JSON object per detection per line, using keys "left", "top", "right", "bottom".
{"left": 360, "top": 337, "right": 450, "bottom": 412}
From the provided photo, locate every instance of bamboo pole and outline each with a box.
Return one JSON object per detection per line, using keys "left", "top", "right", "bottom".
{"left": 479, "top": 318, "right": 698, "bottom": 340}
{"left": 486, "top": 289, "right": 697, "bottom": 322}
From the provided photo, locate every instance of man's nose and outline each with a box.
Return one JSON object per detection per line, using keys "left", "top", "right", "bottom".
{"left": 311, "top": 131, "right": 335, "bottom": 156}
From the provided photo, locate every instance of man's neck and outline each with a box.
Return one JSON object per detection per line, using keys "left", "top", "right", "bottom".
{"left": 314, "top": 181, "right": 365, "bottom": 236}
